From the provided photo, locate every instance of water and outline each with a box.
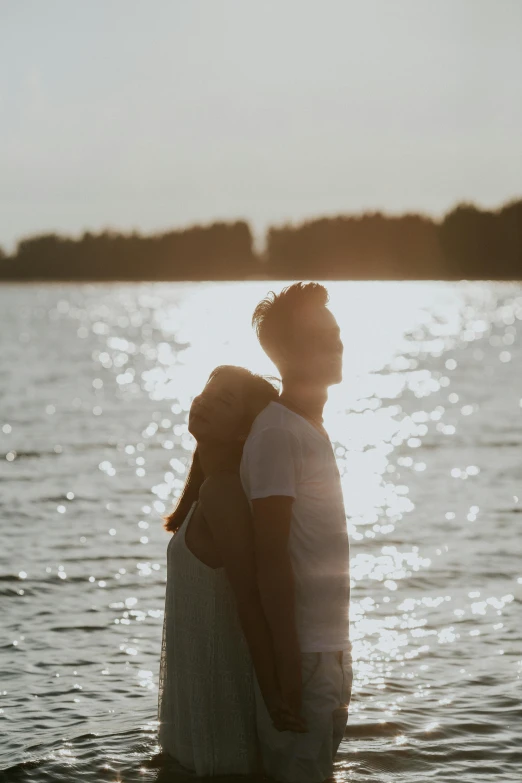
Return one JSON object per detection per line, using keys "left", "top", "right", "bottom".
{"left": 1, "top": 280, "right": 521, "bottom": 783}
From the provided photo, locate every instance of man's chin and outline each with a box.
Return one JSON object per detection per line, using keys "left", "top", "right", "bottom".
{"left": 328, "top": 368, "right": 343, "bottom": 385}
{"left": 304, "top": 366, "right": 342, "bottom": 386}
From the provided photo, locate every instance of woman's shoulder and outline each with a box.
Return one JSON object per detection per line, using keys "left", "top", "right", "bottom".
{"left": 199, "top": 473, "right": 249, "bottom": 516}
{"left": 199, "top": 471, "right": 244, "bottom": 499}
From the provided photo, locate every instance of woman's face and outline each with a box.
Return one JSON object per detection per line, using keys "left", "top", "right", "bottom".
{"left": 188, "top": 372, "right": 246, "bottom": 443}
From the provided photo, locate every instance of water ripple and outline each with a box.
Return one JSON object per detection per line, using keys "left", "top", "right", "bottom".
{"left": 1, "top": 281, "right": 521, "bottom": 783}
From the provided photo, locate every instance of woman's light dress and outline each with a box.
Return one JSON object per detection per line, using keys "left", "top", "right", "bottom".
{"left": 157, "top": 500, "right": 262, "bottom": 775}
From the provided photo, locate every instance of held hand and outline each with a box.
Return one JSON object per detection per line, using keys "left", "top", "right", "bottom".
{"left": 263, "top": 683, "right": 307, "bottom": 733}
{"left": 273, "top": 655, "right": 306, "bottom": 731}
{"left": 280, "top": 683, "right": 302, "bottom": 718}
{"left": 268, "top": 700, "right": 308, "bottom": 733}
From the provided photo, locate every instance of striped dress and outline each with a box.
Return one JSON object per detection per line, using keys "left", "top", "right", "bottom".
{"left": 157, "top": 500, "right": 262, "bottom": 775}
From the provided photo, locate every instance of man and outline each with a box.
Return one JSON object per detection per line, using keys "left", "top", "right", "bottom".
{"left": 240, "top": 282, "right": 352, "bottom": 783}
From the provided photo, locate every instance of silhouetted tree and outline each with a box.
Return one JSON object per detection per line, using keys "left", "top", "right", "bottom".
{"left": 496, "top": 200, "right": 522, "bottom": 275}
{"left": 438, "top": 200, "right": 522, "bottom": 279}
{"left": 265, "top": 211, "right": 448, "bottom": 279}
{"left": 0, "top": 221, "right": 257, "bottom": 281}
{"left": 1, "top": 200, "right": 520, "bottom": 281}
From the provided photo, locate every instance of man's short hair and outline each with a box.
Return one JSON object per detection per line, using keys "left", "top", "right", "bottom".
{"left": 252, "top": 282, "right": 329, "bottom": 366}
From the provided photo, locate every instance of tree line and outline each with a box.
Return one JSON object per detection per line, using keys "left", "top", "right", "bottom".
{"left": 0, "top": 198, "right": 521, "bottom": 280}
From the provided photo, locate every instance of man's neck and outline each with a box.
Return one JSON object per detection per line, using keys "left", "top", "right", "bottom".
{"left": 279, "top": 380, "right": 328, "bottom": 423}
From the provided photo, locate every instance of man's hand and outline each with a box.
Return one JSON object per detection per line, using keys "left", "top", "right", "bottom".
{"left": 264, "top": 684, "right": 307, "bottom": 733}
{"left": 268, "top": 701, "right": 308, "bottom": 733}
{"left": 277, "top": 653, "right": 304, "bottom": 719}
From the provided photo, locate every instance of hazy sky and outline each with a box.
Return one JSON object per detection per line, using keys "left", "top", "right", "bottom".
{"left": 1, "top": 0, "right": 521, "bottom": 252}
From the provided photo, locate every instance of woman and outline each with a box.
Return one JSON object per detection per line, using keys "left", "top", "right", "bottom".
{"left": 157, "top": 364, "right": 305, "bottom": 776}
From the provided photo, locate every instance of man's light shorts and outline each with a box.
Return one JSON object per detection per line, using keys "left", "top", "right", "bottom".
{"left": 254, "top": 644, "right": 353, "bottom": 783}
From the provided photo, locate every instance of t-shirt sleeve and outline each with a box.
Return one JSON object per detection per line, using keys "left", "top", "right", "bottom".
{"left": 243, "top": 426, "right": 302, "bottom": 500}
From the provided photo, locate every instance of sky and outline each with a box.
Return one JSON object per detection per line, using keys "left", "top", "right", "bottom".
{"left": 1, "top": 0, "right": 521, "bottom": 253}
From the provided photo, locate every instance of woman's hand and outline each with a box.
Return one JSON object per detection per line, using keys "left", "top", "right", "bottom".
{"left": 263, "top": 687, "right": 308, "bottom": 733}
{"left": 276, "top": 653, "right": 304, "bottom": 722}
{"left": 268, "top": 700, "right": 308, "bottom": 733}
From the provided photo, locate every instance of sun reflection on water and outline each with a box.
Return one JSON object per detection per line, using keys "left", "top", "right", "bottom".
{"left": 78, "top": 284, "right": 521, "bottom": 686}
{"left": 3, "top": 281, "right": 522, "bottom": 777}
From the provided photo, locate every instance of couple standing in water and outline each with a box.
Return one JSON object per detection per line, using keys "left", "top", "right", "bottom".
{"left": 157, "top": 282, "right": 352, "bottom": 783}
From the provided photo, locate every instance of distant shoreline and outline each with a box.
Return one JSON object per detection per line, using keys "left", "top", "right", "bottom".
{"left": 1, "top": 198, "right": 521, "bottom": 281}
{"left": 1, "top": 276, "right": 521, "bottom": 283}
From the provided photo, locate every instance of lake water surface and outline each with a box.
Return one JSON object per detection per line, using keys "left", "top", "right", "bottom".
{"left": 1, "top": 281, "right": 521, "bottom": 783}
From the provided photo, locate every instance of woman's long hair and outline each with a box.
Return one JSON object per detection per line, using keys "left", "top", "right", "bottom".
{"left": 162, "top": 365, "right": 279, "bottom": 533}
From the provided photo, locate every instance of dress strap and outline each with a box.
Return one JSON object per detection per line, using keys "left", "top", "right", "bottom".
{"left": 179, "top": 500, "right": 198, "bottom": 533}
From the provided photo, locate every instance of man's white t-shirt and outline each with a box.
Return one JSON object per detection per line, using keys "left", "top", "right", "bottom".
{"left": 240, "top": 401, "right": 351, "bottom": 653}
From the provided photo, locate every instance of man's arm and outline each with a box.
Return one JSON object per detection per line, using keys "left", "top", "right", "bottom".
{"left": 199, "top": 475, "right": 305, "bottom": 731}
{"left": 251, "top": 495, "right": 303, "bottom": 718}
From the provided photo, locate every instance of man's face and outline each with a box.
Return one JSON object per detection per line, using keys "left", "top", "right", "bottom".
{"left": 285, "top": 306, "right": 344, "bottom": 386}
